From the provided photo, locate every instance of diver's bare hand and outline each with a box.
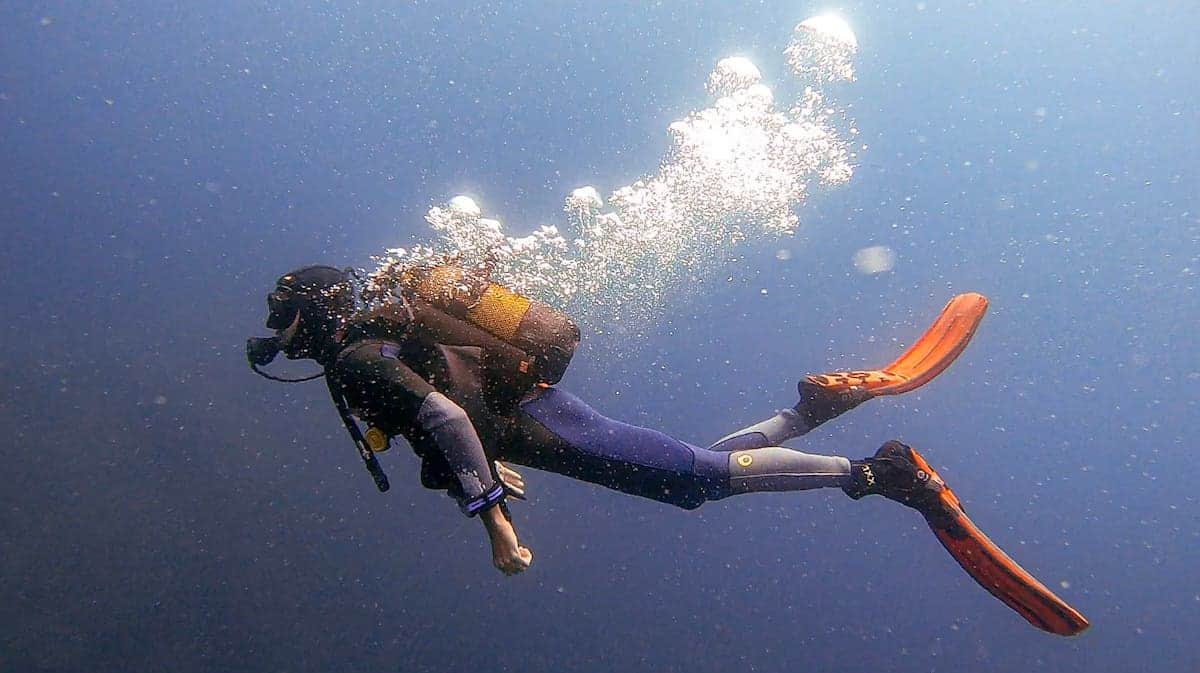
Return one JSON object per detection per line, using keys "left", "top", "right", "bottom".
{"left": 493, "top": 544, "right": 533, "bottom": 576}
{"left": 495, "top": 461, "right": 527, "bottom": 500}
{"left": 481, "top": 505, "right": 533, "bottom": 576}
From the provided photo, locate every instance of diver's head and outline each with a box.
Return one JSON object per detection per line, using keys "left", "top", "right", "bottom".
{"left": 268, "top": 265, "right": 355, "bottom": 359}
{"left": 248, "top": 265, "right": 355, "bottom": 376}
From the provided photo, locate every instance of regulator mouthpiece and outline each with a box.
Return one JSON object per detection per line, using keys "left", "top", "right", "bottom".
{"left": 246, "top": 336, "right": 282, "bottom": 367}
{"left": 246, "top": 335, "right": 325, "bottom": 383}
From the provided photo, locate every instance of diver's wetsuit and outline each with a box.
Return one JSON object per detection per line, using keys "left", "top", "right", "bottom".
{"left": 329, "top": 336, "right": 851, "bottom": 514}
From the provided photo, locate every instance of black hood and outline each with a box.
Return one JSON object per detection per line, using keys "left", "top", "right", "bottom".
{"left": 266, "top": 265, "right": 356, "bottom": 362}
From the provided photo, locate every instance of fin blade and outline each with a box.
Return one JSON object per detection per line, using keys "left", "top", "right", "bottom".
{"left": 929, "top": 517, "right": 1089, "bottom": 636}
{"left": 905, "top": 447, "right": 1089, "bottom": 636}
{"left": 878, "top": 292, "right": 989, "bottom": 395}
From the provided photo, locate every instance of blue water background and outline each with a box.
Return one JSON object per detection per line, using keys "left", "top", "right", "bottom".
{"left": 2, "top": 1, "right": 1196, "bottom": 671}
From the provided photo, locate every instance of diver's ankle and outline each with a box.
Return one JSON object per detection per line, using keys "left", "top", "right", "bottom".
{"left": 795, "top": 378, "right": 872, "bottom": 429}
{"left": 842, "top": 459, "right": 880, "bottom": 500}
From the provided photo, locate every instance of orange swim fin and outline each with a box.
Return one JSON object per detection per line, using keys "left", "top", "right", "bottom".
{"left": 805, "top": 292, "right": 989, "bottom": 396}
{"left": 906, "top": 447, "right": 1091, "bottom": 636}
{"left": 797, "top": 293, "right": 989, "bottom": 429}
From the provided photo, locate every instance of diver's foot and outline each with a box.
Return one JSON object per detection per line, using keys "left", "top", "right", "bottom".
{"left": 843, "top": 440, "right": 951, "bottom": 520}
{"left": 794, "top": 375, "right": 874, "bottom": 429}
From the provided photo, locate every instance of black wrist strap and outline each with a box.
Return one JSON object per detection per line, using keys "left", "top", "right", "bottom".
{"left": 460, "top": 482, "right": 506, "bottom": 517}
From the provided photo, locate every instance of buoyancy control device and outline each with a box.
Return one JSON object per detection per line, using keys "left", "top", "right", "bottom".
{"left": 397, "top": 264, "right": 580, "bottom": 385}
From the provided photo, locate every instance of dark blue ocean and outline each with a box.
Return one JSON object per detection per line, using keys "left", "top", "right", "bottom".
{"left": 2, "top": 2, "right": 1197, "bottom": 671}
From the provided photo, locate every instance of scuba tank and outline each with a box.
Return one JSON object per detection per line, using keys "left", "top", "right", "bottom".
{"left": 398, "top": 264, "right": 580, "bottom": 385}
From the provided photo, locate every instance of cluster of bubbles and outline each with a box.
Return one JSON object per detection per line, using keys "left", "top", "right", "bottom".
{"left": 367, "top": 15, "right": 859, "bottom": 327}
{"left": 784, "top": 14, "right": 858, "bottom": 83}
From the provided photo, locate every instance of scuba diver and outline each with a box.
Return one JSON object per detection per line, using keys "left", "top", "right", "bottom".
{"left": 247, "top": 263, "right": 1089, "bottom": 636}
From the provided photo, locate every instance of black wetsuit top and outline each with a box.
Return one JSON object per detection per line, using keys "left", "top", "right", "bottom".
{"left": 328, "top": 335, "right": 509, "bottom": 511}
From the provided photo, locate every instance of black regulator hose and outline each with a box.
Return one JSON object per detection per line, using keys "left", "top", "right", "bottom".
{"left": 246, "top": 336, "right": 325, "bottom": 383}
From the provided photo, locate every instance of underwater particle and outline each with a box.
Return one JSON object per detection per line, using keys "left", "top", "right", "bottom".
{"left": 853, "top": 245, "right": 896, "bottom": 274}
{"left": 154, "top": 395, "right": 168, "bottom": 405}
{"left": 775, "top": 248, "right": 793, "bottom": 261}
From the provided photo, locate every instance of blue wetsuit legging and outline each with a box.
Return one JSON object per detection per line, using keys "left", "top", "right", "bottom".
{"left": 507, "top": 387, "right": 850, "bottom": 510}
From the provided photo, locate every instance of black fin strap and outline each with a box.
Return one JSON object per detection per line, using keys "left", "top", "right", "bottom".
{"left": 326, "top": 379, "right": 390, "bottom": 492}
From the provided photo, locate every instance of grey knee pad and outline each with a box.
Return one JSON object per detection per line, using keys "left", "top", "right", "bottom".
{"left": 727, "top": 447, "right": 850, "bottom": 494}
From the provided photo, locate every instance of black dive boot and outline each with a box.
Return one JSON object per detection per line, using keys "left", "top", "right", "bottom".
{"left": 794, "top": 376, "right": 874, "bottom": 430}
{"left": 843, "top": 440, "right": 955, "bottom": 526}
